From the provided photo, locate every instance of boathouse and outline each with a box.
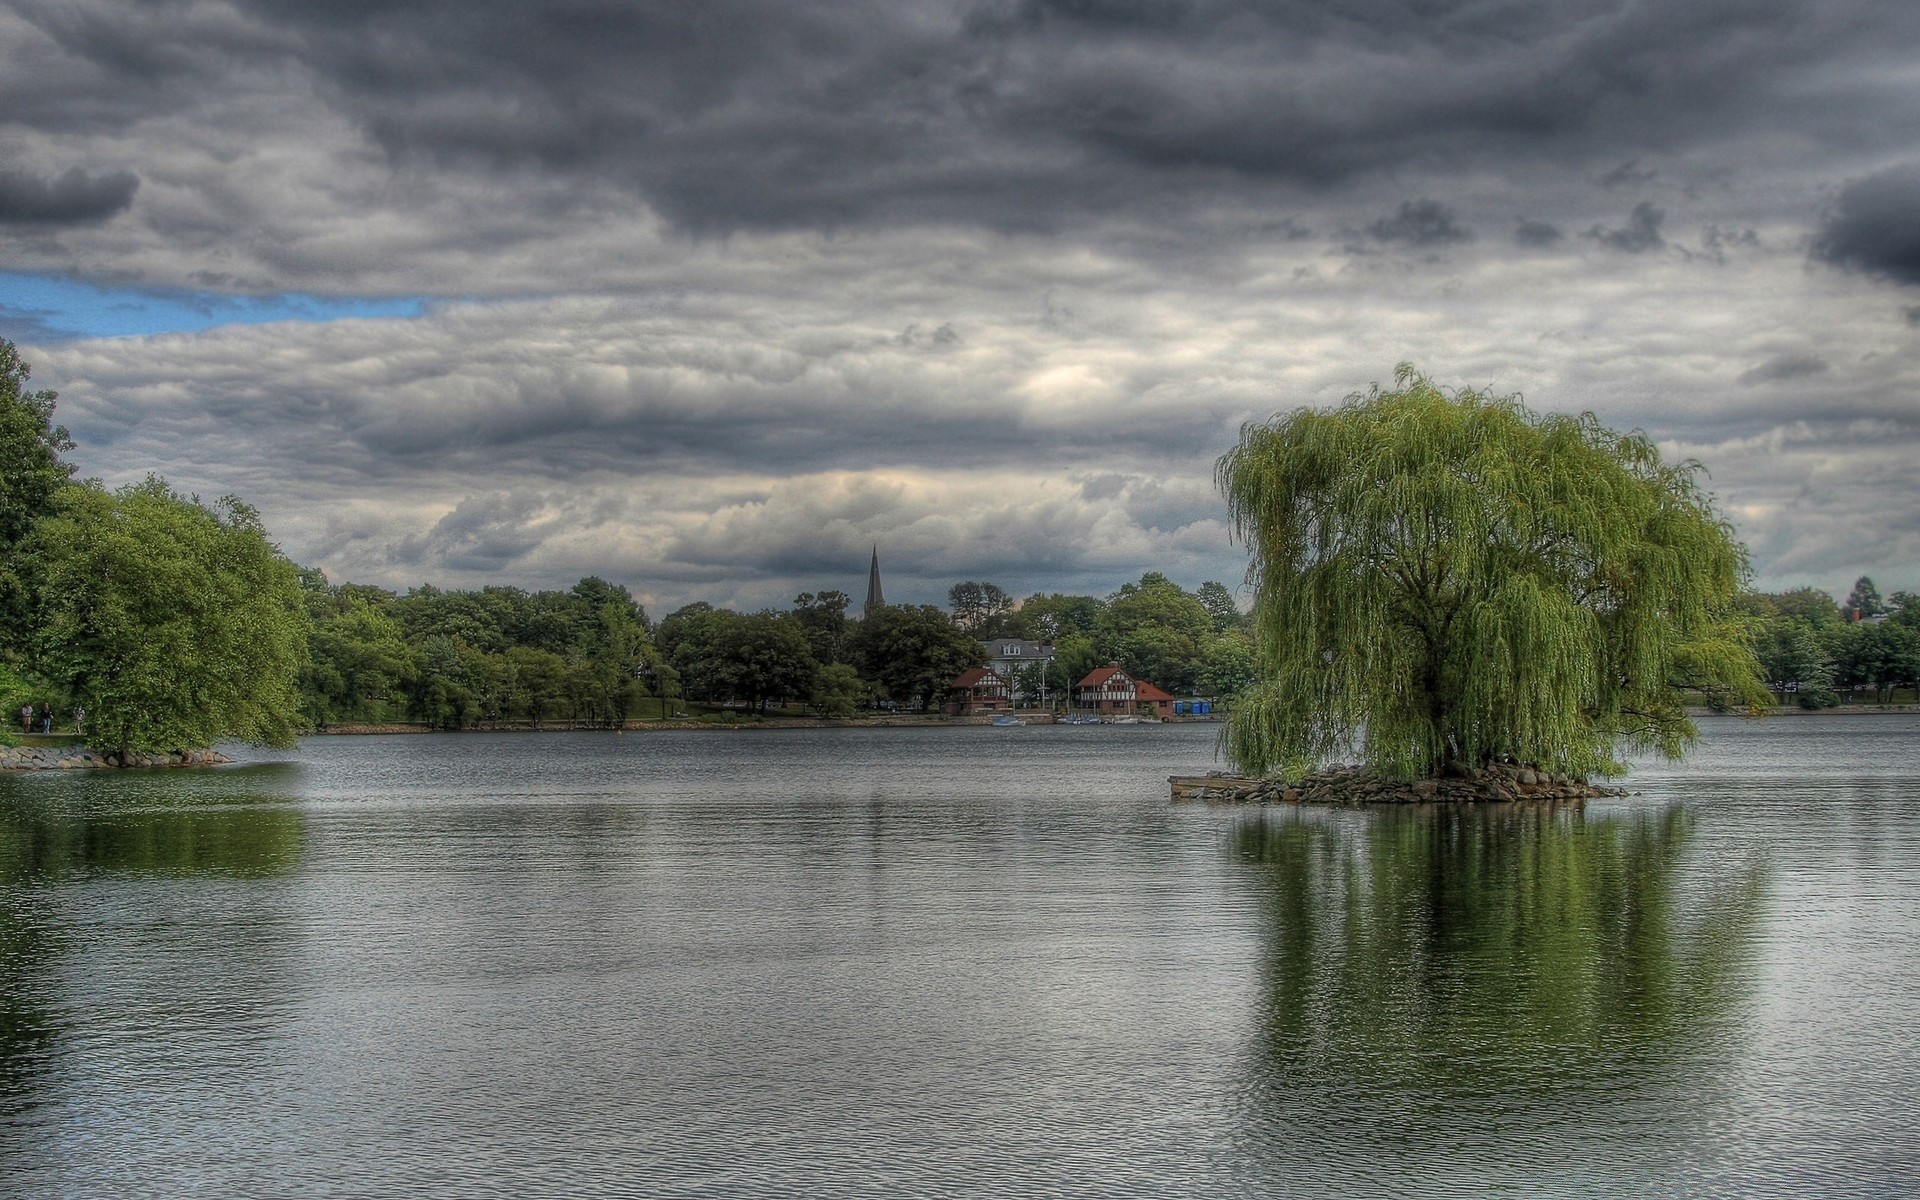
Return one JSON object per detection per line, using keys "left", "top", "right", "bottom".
{"left": 945, "top": 666, "right": 1011, "bottom": 715}
{"left": 1072, "top": 664, "right": 1175, "bottom": 717}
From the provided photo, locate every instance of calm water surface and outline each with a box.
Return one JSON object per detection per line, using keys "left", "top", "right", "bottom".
{"left": 2, "top": 717, "right": 1917, "bottom": 1197}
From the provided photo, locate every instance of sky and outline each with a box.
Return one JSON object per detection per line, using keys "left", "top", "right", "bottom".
{"left": 3, "top": 0, "right": 1919, "bottom": 616}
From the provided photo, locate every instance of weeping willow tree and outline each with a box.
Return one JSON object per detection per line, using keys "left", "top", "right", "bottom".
{"left": 1217, "top": 366, "right": 1767, "bottom": 781}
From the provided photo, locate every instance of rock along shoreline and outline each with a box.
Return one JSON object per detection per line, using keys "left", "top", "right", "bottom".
{"left": 0, "top": 745, "right": 232, "bottom": 771}
{"left": 1172, "top": 761, "right": 1626, "bottom": 805}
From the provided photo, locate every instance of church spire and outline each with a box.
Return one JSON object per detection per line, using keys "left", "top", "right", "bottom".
{"left": 864, "top": 545, "right": 885, "bottom": 617}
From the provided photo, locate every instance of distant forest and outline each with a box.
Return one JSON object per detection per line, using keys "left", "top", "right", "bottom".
{"left": 295, "top": 570, "right": 1257, "bottom": 728}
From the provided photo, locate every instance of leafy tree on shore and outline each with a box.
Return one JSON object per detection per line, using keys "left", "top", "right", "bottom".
{"left": 1217, "top": 366, "right": 1767, "bottom": 781}
{"left": 658, "top": 605, "right": 817, "bottom": 713}
{"left": 28, "top": 479, "right": 309, "bottom": 758}
{"left": 846, "top": 603, "right": 984, "bottom": 711}
{"left": 0, "top": 341, "right": 76, "bottom": 648}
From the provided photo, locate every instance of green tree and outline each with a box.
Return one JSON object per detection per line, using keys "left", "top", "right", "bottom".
{"left": 846, "top": 604, "right": 985, "bottom": 711}
{"left": 1753, "top": 620, "right": 1837, "bottom": 708}
{"left": 1017, "top": 592, "right": 1104, "bottom": 640}
{"left": 301, "top": 588, "right": 416, "bottom": 725}
{"left": 1095, "top": 572, "right": 1214, "bottom": 695}
{"left": 809, "top": 662, "right": 868, "bottom": 718}
{"left": 1195, "top": 580, "right": 1247, "bottom": 634}
{"left": 1741, "top": 586, "right": 1842, "bottom": 626}
{"left": 790, "top": 590, "right": 853, "bottom": 664}
{"left": 1887, "top": 590, "right": 1920, "bottom": 631}
{"left": 27, "top": 479, "right": 310, "bottom": 759}
{"left": 0, "top": 340, "right": 78, "bottom": 648}
{"left": 1842, "top": 576, "right": 1884, "bottom": 621}
{"left": 1831, "top": 620, "right": 1920, "bottom": 705}
{"left": 1217, "top": 367, "right": 1767, "bottom": 781}
{"left": 658, "top": 606, "right": 817, "bottom": 713}
{"left": 1049, "top": 633, "right": 1104, "bottom": 701}
{"left": 1196, "top": 631, "right": 1257, "bottom": 705}
{"left": 947, "top": 581, "right": 1016, "bottom": 636}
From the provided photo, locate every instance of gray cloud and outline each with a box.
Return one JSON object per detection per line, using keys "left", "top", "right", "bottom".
{"left": 7, "top": 0, "right": 1920, "bottom": 605}
{"left": 1514, "top": 218, "right": 1563, "bottom": 247}
{"left": 4, "top": 0, "right": 1919, "bottom": 256}
{"left": 0, "top": 165, "right": 137, "bottom": 223}
{"left": 1587, "top": 201, "right": 1665, "bottom": 253}
{"left": 1738, "top": 354, "right": 1828, "bottom": 386}
{"left": 1365, "top": 200, "right": 1471, "bottom": 248}
{"left": 1599, "top": 159, "right": 1658, "bottom": 189}
{"left": 1814, "top": 163, "right": 1920, "bottom": 285}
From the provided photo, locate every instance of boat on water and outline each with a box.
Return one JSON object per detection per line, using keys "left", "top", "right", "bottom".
{"left": 1061, "top": 714, "right": 1100, "bottom": 725}
{"left": 990, "top": 715, "right": 1023, "bottom": 726}
{"left": 1105, "top": 715, "right": 1141, "bottom": 724}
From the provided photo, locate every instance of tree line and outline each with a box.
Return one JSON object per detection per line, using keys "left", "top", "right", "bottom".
{"left": 1743, "top": 577, "right": 1920, "bottom": 706}
{"left": 294, "top": 569, "right": 1257, "bottom": 729}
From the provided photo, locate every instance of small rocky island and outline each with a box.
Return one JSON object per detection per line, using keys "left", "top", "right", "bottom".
{"left": 1172, "top": 762, "right": 1624, "bottom": 805}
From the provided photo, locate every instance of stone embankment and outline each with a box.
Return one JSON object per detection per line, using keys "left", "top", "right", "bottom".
{"left": 0, "top": 745, "right": 231, "bottom": 771}
{"left": 1172, "top": 762, "right": 1625, "bottom": 805}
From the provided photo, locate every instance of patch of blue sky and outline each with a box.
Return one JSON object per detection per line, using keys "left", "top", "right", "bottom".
{"left": 0, "top": 271, "right": 427, "bottom": 342}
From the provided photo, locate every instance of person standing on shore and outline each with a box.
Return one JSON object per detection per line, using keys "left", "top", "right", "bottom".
{"left": 73, "top": 705, "right": 84, "bottom": 736}
{"left": 38, "top": 703, "right": 52, "bottom": 733}
{"left": 18, "top": 704, "right": 29, "bottom": 734}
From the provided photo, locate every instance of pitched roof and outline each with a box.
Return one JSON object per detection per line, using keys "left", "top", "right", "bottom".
{"left": 1074, "top": 664, "right": 1173, "bottom": 699}
{"left": 951, "top": 666, "right": 1001, "bottom": 688}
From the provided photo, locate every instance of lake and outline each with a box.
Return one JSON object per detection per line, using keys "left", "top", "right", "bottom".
{"left": 2, "top": 717, "right": 1917, "bottom": 1197}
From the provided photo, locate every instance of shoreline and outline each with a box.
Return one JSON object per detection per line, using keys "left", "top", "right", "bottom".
{"left": 311, "top": 714, "right": 1228, "bottom": 735}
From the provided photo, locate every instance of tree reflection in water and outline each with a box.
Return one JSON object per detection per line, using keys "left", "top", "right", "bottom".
{"left": 1231, "top": 802, "right": 1768, "bottom": 1189}
{"left": 0, "top": 775, "right": 304, "bottom": 1121}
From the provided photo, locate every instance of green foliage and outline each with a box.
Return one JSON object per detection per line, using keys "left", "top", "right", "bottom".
{"left": 790, "top": 590, "right": 852, "bottom": 664}
{"left": 1829, "top": 620, "right": 1920, "bottom": 704}
{"left": 0, "top": 340, "right": 78, "bottom": 650}
{"left": 1195, "top": 580, "right": 1246, "bottom": 634}
{"left": 27, "top": 479, "right": 310, "bottom": 755}
{"left": 846, "top": 604, "right": 985, "bottom": 711}
{"left": 1753, "top": 620, "right": 1838, "bottom": 707}
{"left": 1049, "top": 633, "right": 1104, "bottom": 696}
{"left": 947, "top": 581, "right": 1016, "bottom": 636}
{"left": 1017, "top": 592, "right": 1103, "bottom": 640}
{"left": 657, "top": 606, "right": 817, "bottom": 714}
{"left": 1096, "top": 572, "right": 1214, "bottom": 694}
{"left": 809, "top": 662, "right": 868, "bottom": 718}
{"left": 1195, "top": 631, "right": 1257, "bottom": 704}
{"left": 0, "top": 341, "right": 75, "bottom": 553}
{"left": 1218, "top": 366, "right": 1767, "bottom": 781}
{"left": 1842, "top": 576, "right": 1884, "bottom": 621}
{"left": 301, "top": 585, "right": 416, "bottom": 724}
{"left": 1741, "top": 586, "right": 1843, "bottom": 626}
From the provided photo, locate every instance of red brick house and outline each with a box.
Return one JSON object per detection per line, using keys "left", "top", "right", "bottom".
{"left": 1073, "top": 664, "right": 1175, "bottom": 717}
{"left": 945, "top": 666, "right": 1011, "bottom": 714}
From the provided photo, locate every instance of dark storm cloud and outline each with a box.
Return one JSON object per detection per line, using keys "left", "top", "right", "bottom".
{"left": 0, "top": 166, "right": 137, "bottom": 223}
{"left": 10, "top": 0, "right": 1920, "bottom": 242}
{"left": 1587, "top": 201, "right": 1665, "bottom": 253}
{"left": 1813, "top": 163, "right": 1920, "bottom": 286}
{"left": 1365, "top": 200, "right": 1471, "bottom": 247}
